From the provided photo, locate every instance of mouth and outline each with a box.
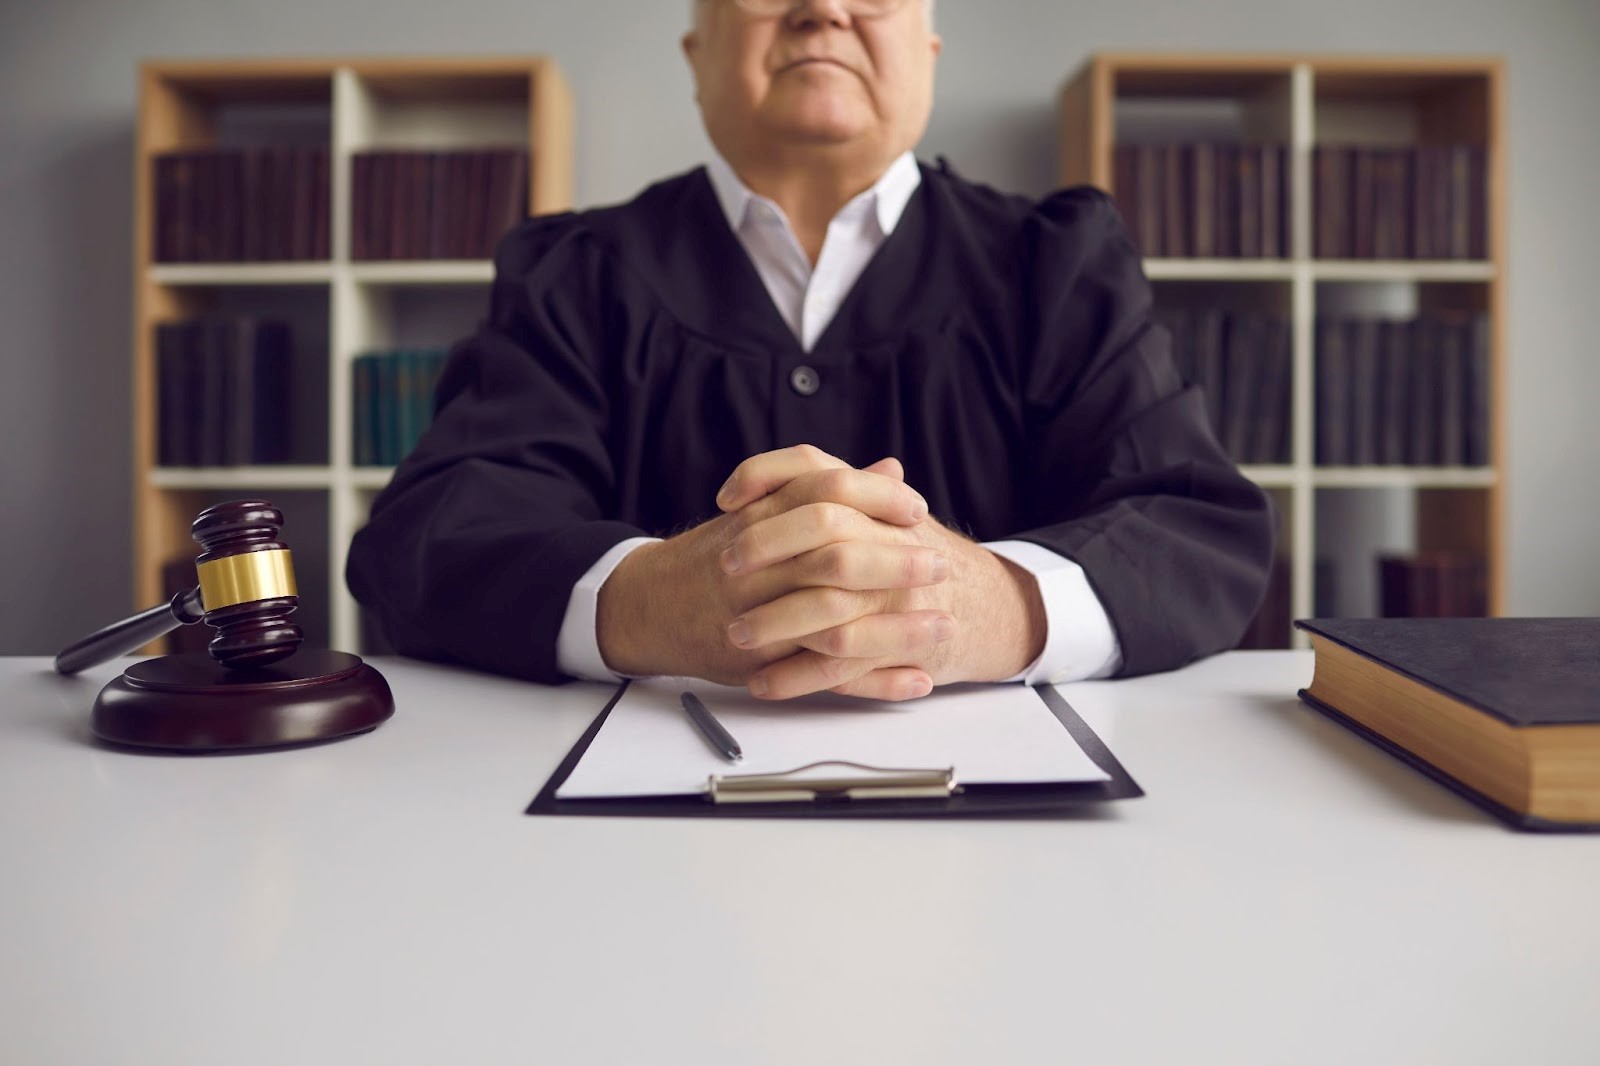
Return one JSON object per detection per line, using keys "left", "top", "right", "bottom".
{"left": 780, "top": 57, "right": 853, "bottom": 74}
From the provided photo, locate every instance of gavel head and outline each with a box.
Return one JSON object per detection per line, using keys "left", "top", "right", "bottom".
{"left": 191, "top": 500, "right": 304, "bottom": 669}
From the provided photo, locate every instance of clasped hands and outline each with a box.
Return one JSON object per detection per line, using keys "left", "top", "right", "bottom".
{"left": 597, "top": 444, "right": 1045, "bottom": 701}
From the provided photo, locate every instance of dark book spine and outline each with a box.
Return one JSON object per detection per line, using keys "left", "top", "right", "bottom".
{"left": 1315, "top": 317, "right": 1351, "bottom": 465}
{"left": 1260, "top": 144, "right": 1285, "bottom": 258}
{"left": 199, "top": 319, "right": 230, "bottom": 466}
{"left": 290, "top": 146, "right": 316, "bottom": 261}
{"left": 1160, "top": 144, "right": 1188, "bottom": 258}
{"left": 410, "top": 152, "right": 433, "bottom": 263}
{"left": 239, "top": 147, "right": 263, "bottom": 262}
{"left": 226, "top": 317, "right": 256, "bottom": 466}
{"left": 1447, "top": 146, "right": 1473, "bottom": 259}
{"left": 465, "top": 150, "right": 492, "bottom": 259}
{"left": 155, "top": 323, "right": 188, "bottom": 466}
{"left": 190, "top": 151, "right": 216, "bottom": 262}
{"left": 352, "top": 354, "right": 376, "bottom": 466}
{"left": 371, "top": 152, "right": 395, "bottom": 260}
{"left": 1469, "top": 146, "right": 1490, "bottom": 259}
{"left": 1236, "top": 145, "right": 1261, "bottom": 259}
{"left": 1407, "top": 316, "right": 1440, "bottom": 465}
{"left": 154, "top": 156, "right": 177, "bottom": 262}
{"left": 389, "top": 151, "right": 413, "bottom": 260}
{"left": 1113, "top": 144, "right": 1142, "bottom": 252}
{"left": 1220, "top": 313, "right": 1260, "bottom": 462}
{"left": 217, "top": 150, "right": 244, "bottom": 261}
{"left": 351, "top": 153, "right": 371, "bottom": 260}
{"left": 253, "top": 322, "right": 293, "bottom": 464}
{"left": 1378, "top": 319, "right": 1411, "bottom": 465}
{"left": 1348, "top": 319, "right": 1380, "bottom": 466}
{"left": 313, "top": 146, "right": 331, "bottom": 260}
{"left": 1437, "top": 317, "right": 1468, "bottom": 465}
{"left": 1313, "top": 148, "right": 1336, "bottom": 258}
{"left": 1136, "top": 144, "right": 1162, "bottom": 257}
{"left": 1249, "top": 317, "right": 1292, "bottom": 464}
{"left": 180, "top": 321, "right": 205, "bottom": 466}
{"left": 1212, "top": 144, "right": 1237, "bottom": 258}
{"left": 1189, "top": 142, "right": 1216, "bottom": 259}
{"left": 1463, "top": 314, "right": 1491, "bottom": 466}
{"left": 1352, "top": 148, "right": 1376, "bottom": 259}
{"left": 377, "top": 352, "right": 399, "bottom": 465}
{"left": 1410, "top": 146, "right": 1433, "bottom": 260}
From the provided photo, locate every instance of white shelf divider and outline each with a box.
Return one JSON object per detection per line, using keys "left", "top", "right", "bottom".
{"left": 350, "top": 262, "right": 495, "bottom": 286}
{"left": 150, "top": 263, "right": 334, "bottom": 287}
{"left": 149, "top": 466, "right": 336, "bottom": 490}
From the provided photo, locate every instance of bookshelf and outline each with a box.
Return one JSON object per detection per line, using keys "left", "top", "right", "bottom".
{"left": 1060, "top": 53, "right": 1505, "bottom": 647}
{"left": 133, "top": 57, "right": 573, "bottom": 655}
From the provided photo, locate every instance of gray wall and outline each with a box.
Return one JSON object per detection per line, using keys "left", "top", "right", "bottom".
{"left": 2, "top": 0, "right": 1596, "bottom": 654}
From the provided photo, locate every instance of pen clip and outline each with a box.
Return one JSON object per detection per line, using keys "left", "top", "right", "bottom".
{"left": 707, "top": 760, "right": 959, "bottom": 804}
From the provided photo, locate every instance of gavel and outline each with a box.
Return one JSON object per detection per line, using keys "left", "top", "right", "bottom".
{"left": 55, "top": 499, "right": 393, "bottom": 752}
{"left": 56, "top": 499, "right": 303, "bottom": 675}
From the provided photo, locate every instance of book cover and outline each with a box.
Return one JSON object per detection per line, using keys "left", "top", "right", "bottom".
{"left": 1296, "top": 617, "right": 1600, "bottom": 831}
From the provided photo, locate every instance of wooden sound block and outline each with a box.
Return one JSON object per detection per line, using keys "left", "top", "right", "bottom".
{"left": 92, "top": 650, "right": 394, "bottom": 753}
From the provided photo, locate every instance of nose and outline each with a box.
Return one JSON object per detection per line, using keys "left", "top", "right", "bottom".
{"left": 785, "top": 0, "right": 853, "bottom": 28}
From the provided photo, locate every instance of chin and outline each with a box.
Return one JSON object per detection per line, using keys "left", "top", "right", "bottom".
{"left": 766, "top": 105, "right": 873, "bottom": 146}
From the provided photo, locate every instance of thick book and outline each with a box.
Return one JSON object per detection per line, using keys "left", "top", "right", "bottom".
{"left": 1296, "top": 617, "right": 1600, "bottom": 831}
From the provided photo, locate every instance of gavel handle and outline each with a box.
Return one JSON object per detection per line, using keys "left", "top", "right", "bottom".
{"left": 54, "top": 586, "right": 206, "bottom": 676}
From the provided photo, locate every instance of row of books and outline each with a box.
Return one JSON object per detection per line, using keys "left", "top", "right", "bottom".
{"left": 352, "top": 349, "right": 449, "bottom": 467}
{"left": 155, "top": 317, "right": 293, "bottom": 467}
{"left": 154, "top": 147, "right": 331, "bottom": 263}
{"left": 352, "top": 149, "right": 530, "bottom": 261}
{"left": 1377, "top": 551, "right": 1488, "bottom": 619}
{"left": 1156, "top": 309, "right": 1292, "bottom": 465}
{"left": 1114, "top": 143, "right": 1288, "bottom": 259}
{"left": 1313, "top": 145, "right": 1489, "bottom": 260}
{"left": 1316, "top": 314, "right": 1490, "bottom": 467}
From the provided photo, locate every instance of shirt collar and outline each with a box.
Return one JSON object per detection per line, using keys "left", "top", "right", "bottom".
{"left": 705, "top": 150, "right": 922, "bottom": 237}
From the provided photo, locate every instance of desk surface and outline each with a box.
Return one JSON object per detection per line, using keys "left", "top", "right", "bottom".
{"left": 4, "top": 652, "right": 1597, "bottom": 1065}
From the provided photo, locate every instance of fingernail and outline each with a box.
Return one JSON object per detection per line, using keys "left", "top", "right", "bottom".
{"left": 748, "top": 675, "right": 769, "bottom": 697}
{"left": 728, "top": 619, "right": 753, "bottom": 648}
{"left": 715, "top": 479, "right": 734, "bottom": 509}
{"left": 930, "top": 554, "right": 949, "bottom": 582}
{"left": 720, "top": 546, "right": 741, "bottom": 573}
{"left": 910, "top": 493, "right": 929, "bottom": 521}
{"left": 933, "top": 616, "right": 956, "bottom": 643}
{"left": 907, "top": 677, "right": 933, "bottom": 699}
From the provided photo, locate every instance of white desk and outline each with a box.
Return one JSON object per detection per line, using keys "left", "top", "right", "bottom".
{"left": 3, "top": 652, "right": 1597, "bottom": 1065}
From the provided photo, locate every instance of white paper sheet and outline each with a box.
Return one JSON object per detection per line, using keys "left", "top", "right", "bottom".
{"left": 555, "top": 679, "right": 1110, "bottom": 799}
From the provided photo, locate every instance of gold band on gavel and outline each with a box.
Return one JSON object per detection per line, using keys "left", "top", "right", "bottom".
{"left": 196, "top": 549, "right": 298, "bottom": 611}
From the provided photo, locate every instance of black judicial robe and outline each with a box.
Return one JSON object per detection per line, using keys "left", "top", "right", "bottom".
{"left": 346, "top": 162, "right": 1275, "bottom": 684}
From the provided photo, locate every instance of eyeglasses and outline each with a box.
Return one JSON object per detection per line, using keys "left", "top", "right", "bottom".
{"left": 733, "top": 0, "right": 912, "bottom": 17}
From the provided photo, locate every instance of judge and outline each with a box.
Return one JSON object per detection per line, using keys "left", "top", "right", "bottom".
{"left": 347, "top": 0, "right": 1275, "bottom": 701}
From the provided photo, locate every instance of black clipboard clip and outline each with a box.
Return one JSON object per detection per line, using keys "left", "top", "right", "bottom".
{"left": 708, "top": 760, "right": 960, "bottom": 804}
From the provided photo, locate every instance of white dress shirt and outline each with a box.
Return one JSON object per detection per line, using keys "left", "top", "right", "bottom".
{"left": 555, "top": 152, "right": 1123, "bottom": 685}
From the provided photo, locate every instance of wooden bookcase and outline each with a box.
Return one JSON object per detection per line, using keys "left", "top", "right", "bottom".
{"left": 1060, "top": 53, "right": 1505, "bottom": 646}
{"left": 133, "top": 56, "right": 573, "bottom": 654}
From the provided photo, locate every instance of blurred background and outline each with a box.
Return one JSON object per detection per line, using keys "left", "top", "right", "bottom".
{"left": 1, "top": 0, "right": 1596, "bottom": 656}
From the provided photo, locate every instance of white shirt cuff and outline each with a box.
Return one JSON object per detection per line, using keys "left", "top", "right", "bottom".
{"left": 555, "top": 536, "right": 662, "bottom": 682}
{"left": 983, "top": 540, "right": 1123, "bottom": 685}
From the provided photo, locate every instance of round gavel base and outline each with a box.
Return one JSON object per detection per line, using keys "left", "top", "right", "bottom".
{"left": 92, "top": 650, "right": 394, "bottom": 753}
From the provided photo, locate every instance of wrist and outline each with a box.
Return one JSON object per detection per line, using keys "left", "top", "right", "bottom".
{"left": 957, "top": 547, "right": 1047, "bottom": 682}
{"left": 596, "top": 539, "right": 670, "bottom": 676}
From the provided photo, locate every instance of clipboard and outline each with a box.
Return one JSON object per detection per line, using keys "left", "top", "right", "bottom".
{"left": 525, "top": 683, "right": 1143, "bottom": 819}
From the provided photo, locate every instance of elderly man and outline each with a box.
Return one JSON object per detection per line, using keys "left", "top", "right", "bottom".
{"left": 347, "top": 0, "right": 1275, "bottom": 701}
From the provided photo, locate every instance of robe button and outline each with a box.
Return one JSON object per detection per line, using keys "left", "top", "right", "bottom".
{"left": 789, "top": 365, "right": 820, "bottom": 397}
